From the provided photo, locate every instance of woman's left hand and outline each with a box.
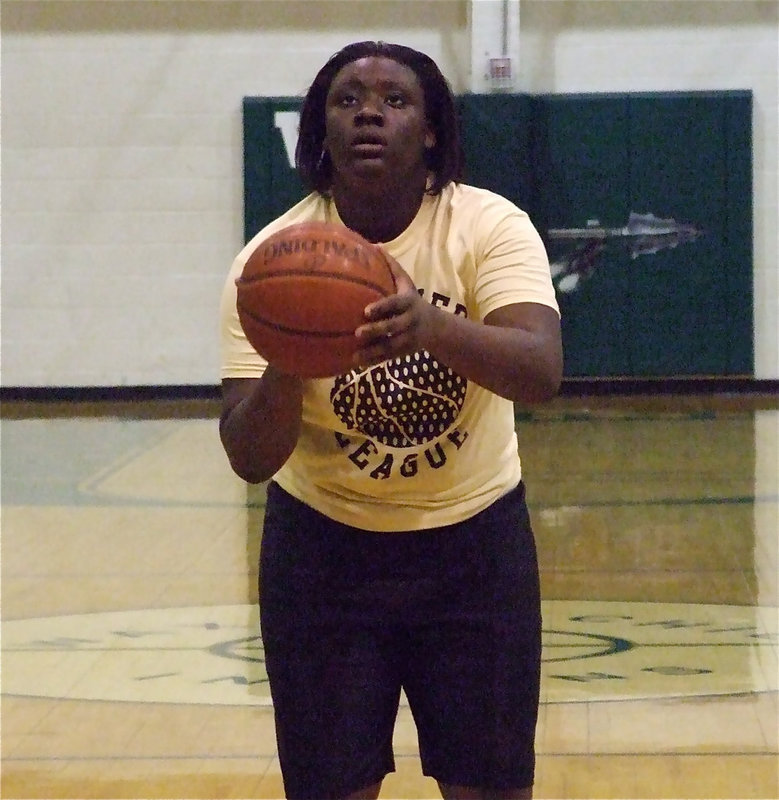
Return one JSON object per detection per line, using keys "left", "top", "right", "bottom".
{"left": 353, "top": 248, "right": 563, "bottom": 403}
{"left": 353, "top": 251, "right": 433, "bottom": 367}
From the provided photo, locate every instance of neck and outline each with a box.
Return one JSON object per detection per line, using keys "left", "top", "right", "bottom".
{"left": 330, "top": 174, "right": 428, "bottom": 243}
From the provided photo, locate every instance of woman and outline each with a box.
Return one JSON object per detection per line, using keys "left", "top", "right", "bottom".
{"left": 220, "top": 41, "right": 562, "bottom": 800}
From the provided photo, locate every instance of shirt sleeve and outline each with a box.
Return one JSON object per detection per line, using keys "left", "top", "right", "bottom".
{"left": 219, "top": 247, "right": 269, "bottom": 379}
{"left": 472, "top": 194, "right": 560, "bottom": 320}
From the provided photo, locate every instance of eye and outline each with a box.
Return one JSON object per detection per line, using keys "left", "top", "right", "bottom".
{"left": 331, "top": 91, "right": 358, "bottom": 108}
{"left": 385, "top": 93, "right": 406, "bottom": 108}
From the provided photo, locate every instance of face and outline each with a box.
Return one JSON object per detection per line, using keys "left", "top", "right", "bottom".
{"left": 323, "top": 56, "right": 435, "bottom": 191}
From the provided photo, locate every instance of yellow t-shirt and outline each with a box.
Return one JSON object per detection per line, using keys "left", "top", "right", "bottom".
{"left": 221, "top": 183, "right": 559, "bottom": 531}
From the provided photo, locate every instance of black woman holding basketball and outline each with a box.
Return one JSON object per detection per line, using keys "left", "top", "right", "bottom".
{"left": 219, "top": 41, "right": 562, "bottom": 800}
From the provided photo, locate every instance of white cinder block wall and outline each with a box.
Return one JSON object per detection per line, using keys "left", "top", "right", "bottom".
{"left": 1, "top": 0, "right": 777, "bottom": 388}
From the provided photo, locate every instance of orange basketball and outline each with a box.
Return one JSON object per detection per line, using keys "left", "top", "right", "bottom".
{"left": 236, "top": 221, "right": 396, "bottom": 378}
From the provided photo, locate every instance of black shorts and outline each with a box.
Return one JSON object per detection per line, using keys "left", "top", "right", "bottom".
{"left": 259, "top": 481, "right": 542, "bottom": 799}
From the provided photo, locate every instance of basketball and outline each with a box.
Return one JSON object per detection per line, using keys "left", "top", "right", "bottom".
{"left": 236, "top": 221, "right": 396, "bottom": 378}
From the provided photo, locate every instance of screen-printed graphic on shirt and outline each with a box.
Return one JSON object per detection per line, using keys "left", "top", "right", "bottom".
{"left": 330, "top": 350, "right": 467, "bottom": 447}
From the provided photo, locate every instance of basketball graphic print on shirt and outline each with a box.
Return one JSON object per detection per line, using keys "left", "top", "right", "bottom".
{"left": 330, "top": 350, "right": 467, "bottom": 448}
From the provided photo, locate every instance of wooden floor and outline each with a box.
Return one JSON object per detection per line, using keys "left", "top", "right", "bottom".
{"left": 1, "top": 392, "right": 777, "bottom": 799}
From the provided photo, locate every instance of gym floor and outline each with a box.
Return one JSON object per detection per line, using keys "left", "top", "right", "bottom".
{"left": 1, "top": 390, "right": 777, "bottom": 799}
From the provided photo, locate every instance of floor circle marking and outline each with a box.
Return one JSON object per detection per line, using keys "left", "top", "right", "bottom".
{"left": 2, "top": 601, "right": 776, "bottom": 706}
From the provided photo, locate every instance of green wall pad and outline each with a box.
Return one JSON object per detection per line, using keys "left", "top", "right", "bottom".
{"left": 243, "top": 91, "right": 753, "bottom": 378}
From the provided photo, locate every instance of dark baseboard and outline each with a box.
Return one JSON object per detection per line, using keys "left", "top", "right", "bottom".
{"left": 557, "top": 377, "right": 778, "bottom": 396}
{"left": 1, "top": 378, "right": 776, "bottom": 405}
{"left": 0, "top": 385, "right": 222, "bottom": 419}
{"left": 0, "top": 384, "right": 222, "bottom": 403}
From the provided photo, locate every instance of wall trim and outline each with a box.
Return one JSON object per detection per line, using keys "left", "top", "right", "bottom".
{"left": 1, "top": 378, "right": 776, "bottom": 407}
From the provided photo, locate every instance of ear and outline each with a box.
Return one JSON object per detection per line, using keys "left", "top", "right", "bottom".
{"left": 424, "top": 127, "right": 436, "bottom": 149}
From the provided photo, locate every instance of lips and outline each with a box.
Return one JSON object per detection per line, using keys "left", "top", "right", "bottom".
{"left": 352, "top": 132, "right": 387, "bottom": 147}
{"left": 350, "top": 132, "right": 387, "bottom": 157}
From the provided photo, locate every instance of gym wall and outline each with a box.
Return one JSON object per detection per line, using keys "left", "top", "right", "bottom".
{"left": 1, "top": 0, "right": 776, "bottom": 388}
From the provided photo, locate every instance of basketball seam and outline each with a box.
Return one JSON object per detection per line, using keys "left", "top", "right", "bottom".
{"left": 237, "top": 271, "right": 393, "bottom": 297}
{"left": 237, "top": 304, "right": 358, "bottom": 338}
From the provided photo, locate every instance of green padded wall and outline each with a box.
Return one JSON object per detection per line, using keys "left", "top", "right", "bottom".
{"left": 243, "top": 97, "right": 305, "bottom": 243}
{"left": 528, "top": 94, "right": 635, "bottom": 376}
{"left": 243, "top": 91, "right": 753, "bottom": 378}
{"left": 458, "top": 93, "right": 537, "bottom": 211}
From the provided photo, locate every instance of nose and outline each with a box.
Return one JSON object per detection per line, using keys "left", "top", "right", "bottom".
{"left": 354, "top": 97, "right": 383, "bottom": 126}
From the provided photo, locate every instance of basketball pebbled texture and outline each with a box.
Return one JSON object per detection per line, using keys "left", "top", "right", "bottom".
{"left": 236, "top": 221, "right": 396, "bottom": 378}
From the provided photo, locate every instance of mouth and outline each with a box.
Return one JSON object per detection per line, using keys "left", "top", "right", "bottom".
{"left": 350, "top": 133, "right": 387, "bottom": 158}
{"left": 351, "top": 143, "right": 385, "bottom": 158}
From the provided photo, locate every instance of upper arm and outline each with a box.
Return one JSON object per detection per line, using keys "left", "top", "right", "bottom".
{"left": 485, "top": 301, "right": 564, "bottom": 395}
{"left": 485, "top": 301, "right": 561, "bottom": 340}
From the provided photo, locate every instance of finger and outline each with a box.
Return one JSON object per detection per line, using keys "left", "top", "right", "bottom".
{"left": 353, "top": 329, "right": 407, "bottom": 367}
{"left": 364, "top": 292, "right": 412, "bottom": 323}
{"left": 355, "top": 321, "right": 393, "bottom": 344}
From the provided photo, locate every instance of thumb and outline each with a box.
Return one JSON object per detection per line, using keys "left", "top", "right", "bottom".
{"left": 376, "top": 246, "right": 414, "bottom": 294}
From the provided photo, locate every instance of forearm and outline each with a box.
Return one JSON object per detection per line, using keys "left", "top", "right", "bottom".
{"left": 219, "top": 370, "right": 304, "bottom": 483}
{"left": 424, "top": 305, "right": 563, "bottom": 404}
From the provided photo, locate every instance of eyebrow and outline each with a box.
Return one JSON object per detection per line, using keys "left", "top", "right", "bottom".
{"left": 333, "top": 76, "right": 414, "bottom": 93}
